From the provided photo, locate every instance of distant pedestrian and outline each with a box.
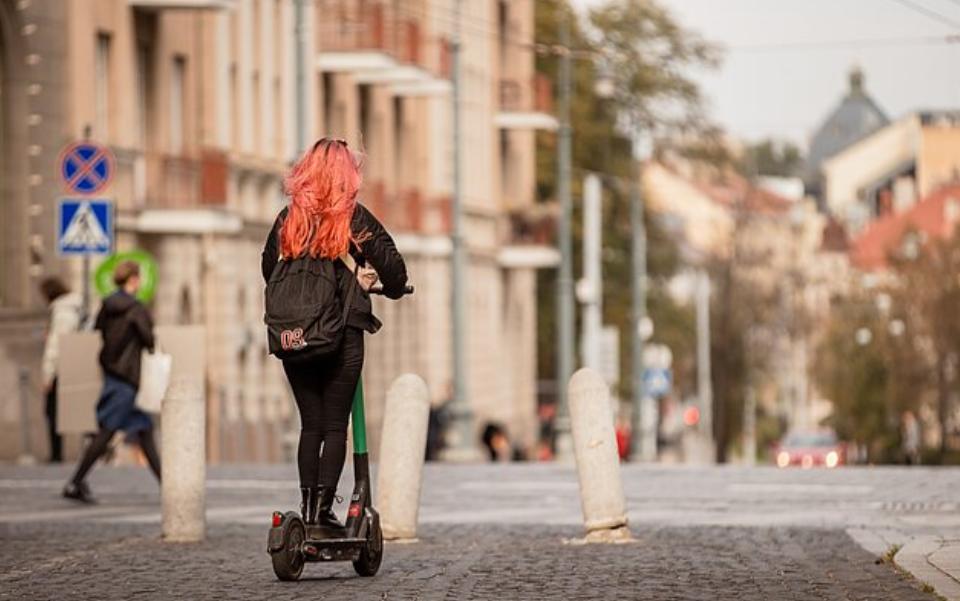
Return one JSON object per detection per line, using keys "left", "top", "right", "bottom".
{"left": 481, "top": 422, "right": 510, "bottom": 462}
{"left": 39, "top": 277, "right": 82, "bottom": 463}
{"left": 902, "top": 411, "right": 921, "bottom": 466}
{"left": 63, "top": 261, "right": 161, "bottom": 504}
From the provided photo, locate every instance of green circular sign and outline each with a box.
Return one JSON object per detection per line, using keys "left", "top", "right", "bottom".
{"left": 94, "top": 249, "right": 159, "bottom": 303}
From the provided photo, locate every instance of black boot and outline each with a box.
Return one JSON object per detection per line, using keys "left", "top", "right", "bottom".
{"left": 317, "top": 486, "right": 345, "bottom": 532}
{"left": 299, "top": 487, "right": 320, "bottom": 525}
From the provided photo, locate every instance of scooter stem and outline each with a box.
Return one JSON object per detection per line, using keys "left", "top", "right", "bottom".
{"left": 351, "top": 379, "right": 367, "bottom": 455}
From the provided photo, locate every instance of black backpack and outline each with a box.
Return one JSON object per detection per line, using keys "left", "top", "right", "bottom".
{"left": 264, "top": 255, "right": 355, "bottom": 363}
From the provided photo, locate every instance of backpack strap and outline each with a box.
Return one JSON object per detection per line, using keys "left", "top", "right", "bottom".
{"left": 338, "top": 251, "right": 359, "bottom": 327}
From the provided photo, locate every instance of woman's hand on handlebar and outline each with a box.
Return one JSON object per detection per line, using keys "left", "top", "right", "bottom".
{"left": 356, "top": 265, "right": 379, "bottom": 292}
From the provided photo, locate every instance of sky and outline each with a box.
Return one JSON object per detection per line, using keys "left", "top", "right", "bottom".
{"left": 570, "top": 0, "right": 960, "bottom": 149}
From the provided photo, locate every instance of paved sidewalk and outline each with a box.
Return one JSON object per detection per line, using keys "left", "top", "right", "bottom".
{"left": 899, "top": 538, "right": 960, "bottom": 600}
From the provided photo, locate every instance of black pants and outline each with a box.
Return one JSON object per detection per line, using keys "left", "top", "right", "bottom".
{"left": 70, "top": 427, "right": 161, "bottom": 485}
{"left": 283, "top": 327, "right": 364, "bottom": 490}
{"left": 45, "top": 379, "right": 63, "bottom": 462}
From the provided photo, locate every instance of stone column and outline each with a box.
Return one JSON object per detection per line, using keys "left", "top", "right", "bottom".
{"left": 376, "top": 374, "right": 430, "bottom": 540}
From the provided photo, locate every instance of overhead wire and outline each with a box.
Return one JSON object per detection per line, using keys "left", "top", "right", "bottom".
{"left": 727, "top": 34, "right": 960, "bottom": 52}
{"left": 884, "top": 0, "right": 960, "bottom": 30}
{"left": 320, "top": 1, "right": 960, "bottom": 65}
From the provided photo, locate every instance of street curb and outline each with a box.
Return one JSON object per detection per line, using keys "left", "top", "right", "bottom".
{"left": 895, "top": 537, "right": 960, "bottom": 601}
{"left": 848, "top": 528, "right": 960, "bottom": 600}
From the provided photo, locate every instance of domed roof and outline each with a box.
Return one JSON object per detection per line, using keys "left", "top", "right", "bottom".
{"left": 805, "top": 67, "right": 889, "bottom": 195}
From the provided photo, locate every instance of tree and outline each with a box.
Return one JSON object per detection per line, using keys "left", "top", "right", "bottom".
{"left": 890, "top": 233, "right": 960, "bottom": 459}
{"left": 813, "top": 294, "right": 905, "bottom": 462}
{"left": 706, "top": 194, "right": 785, "bottom": 462}
{"left": 743, "top": 139, "right": 804, "bottom": 178}
{"left": 588, "top": 0, "right": 719, "bottom": 135}
{"left": 534, "top": 0, "right": 717, "bottom": 409}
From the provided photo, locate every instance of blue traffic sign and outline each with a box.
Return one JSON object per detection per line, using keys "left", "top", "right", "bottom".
{"left": 642, "top": 368, "right": 672, "bottom": 398}
{"left": 57, "top": 198, "right": 114, "bottom": 255}
{"left": 59, "top": 142, "right": 114, "bottom": 195}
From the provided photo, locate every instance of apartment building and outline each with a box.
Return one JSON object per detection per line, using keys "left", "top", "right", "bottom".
{"left": 0, "top": 0, "right": 555, "bottom": 461}
{"left": 315, "top": 0, "right": 557, "bottom": 455}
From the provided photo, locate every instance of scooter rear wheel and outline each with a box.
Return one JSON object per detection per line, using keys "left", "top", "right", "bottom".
{"left": 271, "top": 516, "right": 306, "bottom": 581}
{"left": 352, "top": 514, "right": 383, "bottom": 577}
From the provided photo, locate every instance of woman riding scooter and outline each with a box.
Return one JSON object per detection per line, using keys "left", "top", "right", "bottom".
{"left": 261, "top": 137, "right": 407, "bottom": 532}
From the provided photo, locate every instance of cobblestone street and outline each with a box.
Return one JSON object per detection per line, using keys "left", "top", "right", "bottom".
{"left": 1, "top": 464, "right": 956, "bottom": 600}
{"left": 0, "top": 522, "right": 936, "bottom": 601}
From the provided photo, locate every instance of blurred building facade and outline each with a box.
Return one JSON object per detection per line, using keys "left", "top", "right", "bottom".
{"left": 0, "top": 0, "right": 555, "bottom": 461}
{"left": 803, "top": 67, "right": 889, "bottom": 205}
{"left": 823, "top": 110, "right": 960, "bottom": 235}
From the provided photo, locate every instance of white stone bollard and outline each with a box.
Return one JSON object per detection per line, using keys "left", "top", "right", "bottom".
{"left": 376, "top": 374, "right": 430, "bottom": 541}
{"left": 568, "top": 368, "right": 631, "bottom": 542}
{"left": 158, "top": 325, "right": 206, "bottom": 543}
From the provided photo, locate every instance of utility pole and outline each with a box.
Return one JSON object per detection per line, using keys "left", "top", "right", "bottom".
{"left": 554, "top": 15, "right": 575, "bottom": 460}
{"left": 447, "top": 0, "right": 474, "bottom": 457}
{"left": 743, "top": 382, "right": 756, "bottom": 466}
{"left": 294, "top": 0, "right": 307, "bottom": 155}
{"left": 629, "top": 147, "right": 651, "bottom": 462}
{"left": 696, "top": 269, "right": 715, "bottom": 460}
{"left": 580, "top": 174, "right": 602, "bottom": 371}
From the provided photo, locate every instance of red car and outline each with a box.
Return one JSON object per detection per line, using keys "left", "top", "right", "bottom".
{"left": 775, "top": 430, "right": 845, "bottom": 469}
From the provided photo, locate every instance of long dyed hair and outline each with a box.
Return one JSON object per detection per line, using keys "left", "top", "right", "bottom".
{"left": 280, "top": 138, "right": 363, "bottom": 260}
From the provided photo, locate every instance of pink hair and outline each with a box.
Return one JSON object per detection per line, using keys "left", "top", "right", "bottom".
{"left": 280, "top": 138, "right": 364, "bottom": 260}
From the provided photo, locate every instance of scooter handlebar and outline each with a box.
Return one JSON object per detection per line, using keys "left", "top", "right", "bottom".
{"left": 368, "top": 284, "right": 415, "bottom": 296}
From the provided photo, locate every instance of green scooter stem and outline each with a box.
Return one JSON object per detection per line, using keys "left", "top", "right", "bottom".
{"left": 351, "top": 378, "right": 367, "bottom": 455}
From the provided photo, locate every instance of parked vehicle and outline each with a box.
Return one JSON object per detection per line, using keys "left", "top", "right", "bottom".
{"left": 775, "top": 430, "right": 845, "bottom": 469}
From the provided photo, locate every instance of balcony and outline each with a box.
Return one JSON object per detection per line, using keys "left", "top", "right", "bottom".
{"left": 496, "top": 74, "right": 558, "bottom": 131}
{"left": 144, "top": 151, "right": 227, "bottom": 209}
{"left": 362, "top": 181, "right": 449, "bottom": 234}
{"left": 317, "top": 0, "right": 450, "bottom": 96}
{"left": 498, "top": 206, "right": 560, "bottom": 269}
{"left": 129, "top": 0, "right": 236, "bottom": 10}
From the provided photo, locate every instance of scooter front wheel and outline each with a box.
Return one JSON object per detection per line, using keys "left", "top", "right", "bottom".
{"left": 353, "top": 512, "right": 383, "bottom": 577}
{"left": 271, "top": 515, "right": 306, "bottom": 581}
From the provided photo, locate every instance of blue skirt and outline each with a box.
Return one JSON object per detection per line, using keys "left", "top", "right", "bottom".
{"left": 96, "top": 374, "right": 153, "bottom": 435}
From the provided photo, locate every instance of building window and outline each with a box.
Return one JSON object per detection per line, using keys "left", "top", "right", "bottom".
{"left": 95, "top": 33, "right": 111, "bottom": 140}
{"left": 393, "top": 96, "right": 404, "bottom": 186}
{"left": 136, "top": 44, "right": 153, "bottom": 148}
{"left": 322, "top": 73, "right": 335, "bottom": 134}
{"left": 252, "top": 70, "right": 261, "bottom": 149}
{"left": 359, "top": 84, "right": 371, "bottom": 147}
{"left": 229, "top": 64, "right": 238, "bottom": 148}
{"left": 273, "top": 76, "right": 282, "bottom": 157}
{"left": 170, "top": 56, "right": 186, "bottom": 154}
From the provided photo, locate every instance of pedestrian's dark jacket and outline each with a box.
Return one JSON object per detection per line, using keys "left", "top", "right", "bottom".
{"left": 95, "top": 291, "right": 155, "bottom": 388}
{"left": 260, "top": 203, "right": 408, "bottom": 334}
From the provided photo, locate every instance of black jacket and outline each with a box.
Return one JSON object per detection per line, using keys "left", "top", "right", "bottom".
{"left": 95, "top": 291, "right": 156, "bottom": 388}
{"left": 261, "top": 203, "right": 408, "bottom": 333}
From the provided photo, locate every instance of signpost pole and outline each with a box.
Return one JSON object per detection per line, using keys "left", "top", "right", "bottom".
{"left": 81, "top": 254, "right": 91, "bottom": 326}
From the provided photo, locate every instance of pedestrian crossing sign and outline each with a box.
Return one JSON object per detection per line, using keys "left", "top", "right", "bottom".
{"left": 57, "top": 198, "right": 113, "bottom": 255}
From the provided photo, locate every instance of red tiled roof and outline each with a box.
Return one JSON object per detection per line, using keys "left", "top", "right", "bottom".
{"left": 850, "top": 183, "right": 960, "bottom": 270}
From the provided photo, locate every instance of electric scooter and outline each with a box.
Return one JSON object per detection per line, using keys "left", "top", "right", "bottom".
{"left": 267, "top": 284, "right": 413, "bottom": 581}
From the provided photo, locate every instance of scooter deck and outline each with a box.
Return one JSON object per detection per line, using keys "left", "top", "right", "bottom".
{"left": 302, "top": 537, "right": 367, "bottom": 562}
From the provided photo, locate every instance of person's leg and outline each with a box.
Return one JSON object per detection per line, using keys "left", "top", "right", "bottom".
{"left": 137, "top": 429, "right": 162, "bottom": 482}
{"left": 69, "top": 427, "right": 115, "bottom": 484}
{"left": 45, "top": 380, "right": 63, "bottom": 462}
{"left": 318, "top": 328, "right": 365, "bottom": 491}
{"left": 283, "top": 360, "right": 328, "bottom": 523}
{"left": 62, "top": 426, "right": 116, "bottom": 503}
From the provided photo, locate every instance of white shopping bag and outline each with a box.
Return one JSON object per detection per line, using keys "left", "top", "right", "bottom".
{"left": 137, "top": 350, "right": 172, "bottom": 413}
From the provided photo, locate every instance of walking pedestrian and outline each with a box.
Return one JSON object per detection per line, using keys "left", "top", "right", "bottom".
{"left": 902, "top": 411, "right": 921, "bottom": 465}
{"left": 39, "top": 277, "right": 82, "bottom": 463}
{"left": 62, "top": 261, "right": 161, "bottom": 503}
{"left": 262, "top": 137, "right": 407, "bottom": 531}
